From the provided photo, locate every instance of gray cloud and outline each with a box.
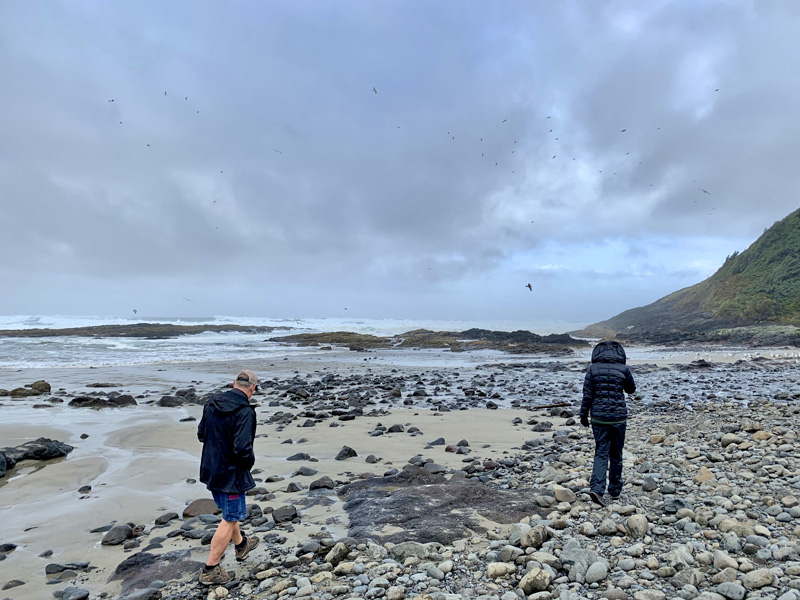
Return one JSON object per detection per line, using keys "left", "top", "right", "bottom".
{"left": 1, "top": 1, "right": 798, "bottom": 321}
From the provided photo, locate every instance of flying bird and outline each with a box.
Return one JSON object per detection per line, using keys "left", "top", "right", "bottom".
{"left": 185, "top": 96, "right": 188, "bottom": 100}
{"left": 701, "top": 188, "right": 711, "bottom": 195}
{"left": 526, "top": 283, "right": 532, "bottom": 291}
{"left": 372, "top": 87, "right": 377, "bottom": 94}
{"left": 132, "top": 309, "right": 137, "bottom": 314}
{"left": 164, "top": 91, "right": 167, "bottom": 96}
{"left": 146, "top": 144, "right": 150, "bottom": 147}
{"left": 552, "top": 155, "right": 556, "bottom": 159}
{"left": 108, "top": 99, "right": 114, "bottom": 102}
{"left": 546, "top": 116, "right": 551, "bottom": 119}
{"left": 502, "top": 119, "right": 507, "bottom": 123}
{"left": 620, "top": 129, "right": 627, "bottom": 132}
{"left": 715, "top": 88, "right": 719, "bottom": 92}
{"left": 271, "top": 148, "right": 283, "bottom": 154}
{"left": 182, "top": 296, "right": 194, "bottom": 302}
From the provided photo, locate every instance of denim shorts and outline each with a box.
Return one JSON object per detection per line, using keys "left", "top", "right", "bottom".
{"left": 211, "top": 490, "right": 248, "bottom": 522}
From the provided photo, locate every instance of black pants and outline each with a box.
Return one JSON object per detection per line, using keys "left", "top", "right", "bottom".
{"left": 590, "top": 422, "right": 626, "bottom": 496}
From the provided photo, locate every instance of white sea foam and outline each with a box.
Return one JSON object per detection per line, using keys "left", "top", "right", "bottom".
{"left": 0, "top": 314, "right": 589, "bottom": 369}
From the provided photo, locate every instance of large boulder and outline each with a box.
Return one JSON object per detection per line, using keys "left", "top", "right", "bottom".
{"left": 519, "top": 567, "right": 552, "bottom": 593}
{"left": 1, "top": 438, "right": 73, "bottom": 469}
{"left": 157, "top": 395, "right": 182, "bottom": 407}
{"left": 110, "top": 395, "right": 137, "bottom": 407}
{"left": 30, "top": 380, "right": 51, "bottom": 394}
{"left": 0, "top": 451, "right": 6, "bottom": 478}
{"left": 335, "top": 446, "right": 358, "bottom": 461}
{"left": 272, "top": 505, "right": 298, "bottom": 523}
{"left": 102, "top": 525, "right": 133, "bottom": 546}
{"left": 182, "top": 498, "right": 220, "bottom": 518}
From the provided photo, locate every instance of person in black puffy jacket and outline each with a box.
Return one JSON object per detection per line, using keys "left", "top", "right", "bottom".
{"left": 196, "top": 369, "right": 260, "bottom": 585}
{"left": 580, "top": 341, "right": 636, "bottom": 507}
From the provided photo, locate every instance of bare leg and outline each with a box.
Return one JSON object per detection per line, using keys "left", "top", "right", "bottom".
{"left": 207, "top": 520, "right": 244, "bottom": 566}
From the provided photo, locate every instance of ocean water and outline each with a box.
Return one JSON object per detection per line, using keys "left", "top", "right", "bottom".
{"left": 0, "top": 315, "right": 588, "bottom": 369}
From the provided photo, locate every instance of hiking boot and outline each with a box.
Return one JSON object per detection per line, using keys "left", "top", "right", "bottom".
{"left": 609, "top": 493, "right": 621, "bottom": 501}
{"left": 199, "top": 564, "right": 232, "bottom": 586}
{"left": 235, "top": 535, "right": 260, "bottom": 562}
{"left": 589, "top": 491, "right": 606, "bottom": 507}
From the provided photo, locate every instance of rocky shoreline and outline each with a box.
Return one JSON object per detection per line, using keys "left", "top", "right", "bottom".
{"left": 1, "top": 354, "right": 800, "bottom": 600}
{"left": 269, "top": 329, "right": 585, "bottom": 355}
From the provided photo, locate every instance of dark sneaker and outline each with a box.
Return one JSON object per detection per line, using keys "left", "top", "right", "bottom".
{"left": 199, "top": 564, "right": 232, "bottom": 586}
{"left": 235, "top": 535, "right": 259, "bottom": 562}
{"left": 589, "top": 492, "right": 606, "bottom": 507}
{"left": 609, "top": 494, "right": 621, "bottom": 501}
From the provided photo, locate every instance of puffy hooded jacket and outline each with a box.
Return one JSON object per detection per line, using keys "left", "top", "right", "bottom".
{"left": 197, "top": 388, "right": 256, "bottom": 493}
{"left": 580, "top": 341, "right": 636, "bottom": 423}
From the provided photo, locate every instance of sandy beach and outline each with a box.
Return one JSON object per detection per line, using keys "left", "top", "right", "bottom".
{"left": 2, "top": 345, "right": 800, "bottom": 600}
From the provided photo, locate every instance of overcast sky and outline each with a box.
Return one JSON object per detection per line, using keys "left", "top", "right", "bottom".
{"left": 2, "top": 1, "right": 799, "bottom": 324}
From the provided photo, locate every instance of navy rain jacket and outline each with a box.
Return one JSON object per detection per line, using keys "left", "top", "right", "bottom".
{"left": 197, "top": 388, "right": 256, "bottom": 493}
{"left": 580, "top": 341, "right": 636, "bottom": 423}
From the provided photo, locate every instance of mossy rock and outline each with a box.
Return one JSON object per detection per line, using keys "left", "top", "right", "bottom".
{"left": 30, "top": 380, "right": 51, "bottom": 394}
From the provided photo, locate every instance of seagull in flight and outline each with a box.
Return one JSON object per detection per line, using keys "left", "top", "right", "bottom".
{"left": 526, "top": 283, "right": 532, "bottom": 291}
{"left": 701, "top": 188, "right": 711, "bottom": 195}
{"left": 182, "top": 296, "right": 194, "bottom": 302}
{"left": 132, "top": 309, "right": 137, "bottom": 314}
{"left": 372, "top": 87, "right": 377, "bottom": 94}
{"left": 271, "top": 148, "right": 283, "bottom": 154}
{"left": 620, "top": 129, "right": 627, "bottom": 133}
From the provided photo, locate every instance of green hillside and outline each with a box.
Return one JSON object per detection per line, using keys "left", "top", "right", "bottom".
{"left": 578, "top": 207, "right": 800, "bottom": 342}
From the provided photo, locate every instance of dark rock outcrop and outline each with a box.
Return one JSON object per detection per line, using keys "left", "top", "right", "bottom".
{"left": 339, "top": 466, "right": 543, "bottom": 544}
{"left": 0, "top": 438, "right": 74, "bottom": 477}
{"left": 108, "top": 550, "right": 203, "bottom": 595}
{"left": 69, "top": 395, "right": 137, "bottom": 409}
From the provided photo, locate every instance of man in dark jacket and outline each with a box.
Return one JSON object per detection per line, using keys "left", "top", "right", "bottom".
{"left": 197, "top": 369, "right": 260, "bottom": 585}
{"left": 580, "top": 341, "right": 636, "bottom": 507}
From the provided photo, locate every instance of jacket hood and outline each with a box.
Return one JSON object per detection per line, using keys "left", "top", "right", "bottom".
{"left": 591, "top": 340, "right": 627, "bottom": 364}
{"left": 207, "top": 388, "right": 251, "bottom": 413}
